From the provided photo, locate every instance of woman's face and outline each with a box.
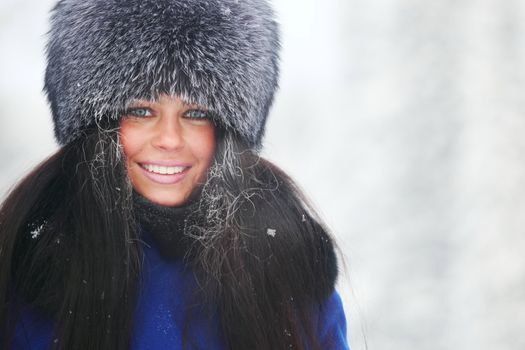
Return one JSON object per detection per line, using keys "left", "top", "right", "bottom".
{"left": 119, "top": 95, "right": 216, "bottom": 207}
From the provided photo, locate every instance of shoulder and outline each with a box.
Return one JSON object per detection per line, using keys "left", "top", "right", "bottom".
{"left": 316, "top": 290, "right": 350, "bottom": 349}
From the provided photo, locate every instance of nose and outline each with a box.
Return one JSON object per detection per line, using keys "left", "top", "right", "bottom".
{"left": 151, "top": 115, "right": 184, "bottom": 151}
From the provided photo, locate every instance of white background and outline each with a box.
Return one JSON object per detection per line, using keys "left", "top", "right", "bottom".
{"left": 2, "top": 0, "right": 525, "bottom": 349}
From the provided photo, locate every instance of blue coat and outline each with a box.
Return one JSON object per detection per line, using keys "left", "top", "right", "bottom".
{"left": 11, "top": 231, "right": 350, "bottom": 349}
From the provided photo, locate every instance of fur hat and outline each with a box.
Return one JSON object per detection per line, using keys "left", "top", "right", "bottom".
{"left": 44, "top": 0, "right": 280, "bottom": 150}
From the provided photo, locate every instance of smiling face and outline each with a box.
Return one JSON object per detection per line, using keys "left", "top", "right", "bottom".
{"left": 119, "top": 95, "right": 216, "bottom": 207}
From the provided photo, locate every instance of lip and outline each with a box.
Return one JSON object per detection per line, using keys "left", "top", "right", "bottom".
{"left": 138, "top": 162, "right": 190, "bottom": 185}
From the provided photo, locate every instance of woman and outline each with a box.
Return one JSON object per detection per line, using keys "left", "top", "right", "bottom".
{"left": 0, "top": 0, "right": 349, "bottom": 349}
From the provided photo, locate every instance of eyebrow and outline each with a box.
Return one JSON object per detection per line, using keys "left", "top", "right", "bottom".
{"left": 126, "top": 97, "right": 208, "bottom": 110}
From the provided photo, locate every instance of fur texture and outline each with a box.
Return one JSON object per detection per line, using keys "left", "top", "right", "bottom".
{"left": 45, "top": 0, "right": 281, "bottom": 149}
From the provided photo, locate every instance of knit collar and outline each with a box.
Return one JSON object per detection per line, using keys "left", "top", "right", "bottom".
{"left": 132, "top": 192, "right": 198, "bottom": 260}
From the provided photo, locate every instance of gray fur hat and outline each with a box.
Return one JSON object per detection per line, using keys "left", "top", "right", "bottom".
{"left": 45, "top": 0, "right": 280, "bottom": 150}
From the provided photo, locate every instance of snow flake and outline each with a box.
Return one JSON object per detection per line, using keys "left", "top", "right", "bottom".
{"left": 221, "top": 6, "right": 232, "bottom": 16}
{"left": 30, "top": 222, "right": 46, "bottom": 239}
{"left": 266, "top": 228, "right": 277, "bottom": 237}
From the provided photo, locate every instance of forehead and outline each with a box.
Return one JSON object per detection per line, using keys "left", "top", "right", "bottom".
{"left": 126, "top": 95, "right": 206, "bottom": 109}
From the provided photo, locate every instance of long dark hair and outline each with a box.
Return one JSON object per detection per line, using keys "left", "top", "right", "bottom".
{"left": 0, "top": 127, "right": 338, "bottom": 349}
{"left": 0, "top": 127, "right": 139, "bottom": 349}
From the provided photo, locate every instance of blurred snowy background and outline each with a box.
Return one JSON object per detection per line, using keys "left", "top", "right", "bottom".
{"left": 2, "top": 0, "right": 525, "bottom": 349}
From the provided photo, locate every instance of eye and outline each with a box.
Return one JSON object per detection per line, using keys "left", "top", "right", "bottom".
{"left": 122, "top": 107, "right": 153, "bottom": 118}
{"left": 184, "top": 109, "right": 210, "bottom": 120}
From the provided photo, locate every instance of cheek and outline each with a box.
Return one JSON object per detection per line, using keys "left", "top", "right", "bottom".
{"left": 119, "top": 124, "right": 146, "bottom": 193}
{"left": 119, "top": 121, "right": 141, "bottom": 160}
{"left": 196, "top": 128, "right": 216, "bottom": 165}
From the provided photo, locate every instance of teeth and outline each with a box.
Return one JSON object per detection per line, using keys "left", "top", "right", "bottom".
{"left": 142, "top": 164, "right": 185, "bottom": 175}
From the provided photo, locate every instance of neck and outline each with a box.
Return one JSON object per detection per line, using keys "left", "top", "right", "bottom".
{"left": 132, "top": 191, "right": 198, "bottom": 260}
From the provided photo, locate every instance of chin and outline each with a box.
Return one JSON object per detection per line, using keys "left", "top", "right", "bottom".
{"left": 143, "top": 192, "right": 188, "bottom": 208}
